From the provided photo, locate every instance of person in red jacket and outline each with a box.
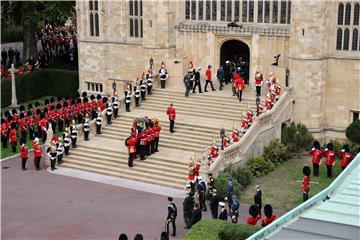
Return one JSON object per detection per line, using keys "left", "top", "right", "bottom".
{"left": 33, "top": 138, "right": 43, "bottom": 170}
{"left": 323, "top": 143, "right": 336, "bottom": 178}
{"left": 261, "top": 204, "right": 276, "bottom": 227}
{"left": 20, "top": 143, "right": 29, "bottom": 170}
{"left": 167, "top": 103, "right": 176, "bottom": 133}
{"left": 302, "top": 165, "right": 311, "bottom": 201}
{"left": 125, "top": 134, "right": 137, "bottom": 167}
{"left": 204, "top": 65, "right": 215, "bottom": 92}
{"left": 247, "top": 205, "right": 260, "bottom": 226}
{"left": 9, "top": 124, "right": 17, "bottom": 153}
{"left": 139, "top": 130, "right": 147, "bottom": 160}
{"left": 210, "top": 143, "right": 219, "bottom": 159}
{"left": 309, "top": 141, "right": 322, "bottom": 177}
{"left": 188, "top": 159, "right": 201, "bottom": 192}
{"left": 233, "top": 68, "right": 245, "bottom": 101}
{"left": 254, "top": 68, "right": 264, "bottom": 97}
{"left": 153, "top": 119, "right": 161, "bottom": 152}
{"left": 231, "top": 129, "right": 239, "bottom": 143}
{"left": 19, "top": 113, "right": 27, "bottom": 144}
{"left": 338, "top": 144, "right": 352, "bottom": 170}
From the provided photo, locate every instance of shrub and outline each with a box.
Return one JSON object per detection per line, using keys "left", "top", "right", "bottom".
{"left": 346, "top": 120, "right": 360, "bottom": 144}
{"left": 281, "top": 122, "right": 313, "bottom": 153}
{"left": 184, "top": 219, "right": 260, "bottom": 240}
{"left": 349, "top": 142, "right": 360, "bottom": 156}
{"left": 247, "top": 155, "right": 275, "bottom": 177}
{"left": 1, "top": 69, "right": 78, "bottom": 107}
{"left": 214, "top": 172, "right": 241, "bottom": 200}
{"left": 227, "top": 166, "right": 253, "bottom": 191}
{"left": 1, "top": 25, "right": 24, "bottom": 43}
{"left": 263, "top": 139, "right": 290, "bottom": 165}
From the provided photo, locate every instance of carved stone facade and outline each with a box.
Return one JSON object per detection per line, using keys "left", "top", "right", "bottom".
{"left": 76, "top": 0, "right": 360, "bottom": 142}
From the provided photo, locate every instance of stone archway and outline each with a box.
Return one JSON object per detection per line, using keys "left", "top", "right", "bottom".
{"left": 220, "top": 40, "right": 250, "bottom": 84}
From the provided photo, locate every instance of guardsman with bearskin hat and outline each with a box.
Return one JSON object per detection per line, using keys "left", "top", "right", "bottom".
{"left": 125, "top": 91, "right": 131, "bottom": 112}
{"left": 70, "top": 120, "right": 78, "bottom": 148}
{"left": 83, "top": 114, "right": 91, "bottom": 141}
{"left": 1, "top": 117, "right": 8, "bottom": 148}
{"left": 49, "top": 105, "right": 57, "bottom": 133}
{"left": 56, "top": 103, "right": 64, "bottom": 132}
{"left": 261, "top": 204, "right": 276, "bottom": 227}
{"left": 76, "top": 98, "right": 83, "bottom": 124}
{"left": 302, "top": 165, "right": 311, "bottom": 201}
{"left": 9, "top": 123, "right": 17, "bottom": 153}
{"left": 339, "top": 144, "right": 352, "bottom": 170}
{"left": 323, "top": 143, "right": 336, "bottom": 178}
{"left": 33, "top": 137, "right": 42, "bottom": 170}
{"left": 310, "top": 141, "right": 322, "bottom": 176}
{"left": 27, "top": 110, "right": 35, "bottom": 140}
{"left": 125, "top": 133, "right": 137, "bottom": 168}
{"left": 35, "top": 109, "right": 42, "bottom": 137}
{"left": 255, "top": 68, "right": 263, "bottom": 97}
{"left": 11, "top": 108, "right": 19, "bottom": 129}
{"left": 63, "top": 131, "right": 70, "bottom": 156}
{"left": 39, "top": 111, "right": 48, "bottom": 142}
{"left": 83, "top": 97, "right": 90, "bottom": 118}
{"left": 146, "top": 125, "right": 153, "bottom": 156}
{"left": 153, "top": 118, "right": 161, "bottom": 152}
{"left": 159, "top": 62, "right": 168, "bottom": 89}
{"left": 139, "top": 129, "right": 147, "bottom": 160}
{"left": 19, "top": 112, "right": 27, "bottom": 144}
{"left": 247, "top": 205, "right": 260, "bottom": 225}
{"left": 46, "top": 139, "right": 58, "bottom": 171}
{"left": 20, "top": 143, "right": 29, "bottom": 170}
{"left": 90, "top": 95, "right": 97, "bottom": 118}
{"left": 63, "top": 101, "right": 71, "bottom": 128}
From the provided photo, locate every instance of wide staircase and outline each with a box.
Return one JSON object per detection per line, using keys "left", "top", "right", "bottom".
{"left": 61, "top": 87, "right": 259, "bottom": 189}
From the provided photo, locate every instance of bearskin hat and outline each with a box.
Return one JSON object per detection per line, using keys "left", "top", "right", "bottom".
{"left": 71, "top": 99, "right": 76, "bottom": 105}
{"left": 28, "top": 103, "right": 33, "bottom": 110}
{"left": 90, "top": 95, "right": 95, "bottom": 100}
{"left": 40, "top": 112, "right": 45, "bottom": 119}
{"left": 76, "top": 92, "right": 80, "bottom": 99}
{"left": 84, "top": 97, "right": 89, "bottom": 103}
{"left": 1, "top": 118, "right": 5, "bottom": 124}
{"left": 63, "top": 101, "right": 68, "bottom": 108}
{"left": 124, "top": 91, "right": 128, "bottom": 96}
{"left": 134, "top": 86, "right": 137, "bottom": 91}
{"left": 7, "top": 115, "right": 12, "bottom": 122}
{"left": 343, "top": 144, "right": 350, "bottom": 153}
{"left": 43, "top": 107, "right": 48, "bottom": 113}
{"left": 27, "top": 110, "right": 32, "bottom": 116}
{"left": 97, "top": 94, "right": 102, "bottom": 100}
{"left": 327, "top": 143, "right": 334, "bottom": 151}
{"left": 77, "top": 98, "right": 82, "bottom": 104}
{"left": 44, "top": 98, "right": 50, "bottom": 105}
{"left": 19, "top": 112, "right": 24, "bottom": 119}
{"left": 4, "top": 111, "right": 10, "bottom": 118}
{"left": 264, "top": 204, "right": 273, "bottom": 218}
{"left": 50, "top": 97, "right": 55, "bottom": 103}
{"left": 11, "top": 122, "right": 17, "bottom": 129}
{"left": 102, "top": 97, "right": 108, "bottom": 103}
{"left": 36, "top": 109, "right": 41, "bottom": 115}
{"left": 303, "top": 165, "right": 311, "bottom": 177}
{"left": 57, "top": 96, "right": 62, "bottom": 102}
{"left": 56, "top": 103, "right": 62, "bottom": 110}
{"left": 11, "top": 109, "right": 17, "bottom": 115}
{"left": 82, "top": 91, "right": 87, "bottom": 97}
{"left": 313, "top": 141, "right": 321, "bottom": 150}
{"left": 65, "top": 95, "right": 70, "bottom": 100}
{"left": 35, "top": 101, "right": 40, "bottom": 108}
{"left": 20, "top": 105, "right": 25, "bottom": 111}
{"left": 249, "top": 205, "right": 258, "bottom": 217}
{"left": 139, "top": 80, "right": 143, "bottom": 85}
{"left": 50, "top": 105, "right": 55, "bottom": 111}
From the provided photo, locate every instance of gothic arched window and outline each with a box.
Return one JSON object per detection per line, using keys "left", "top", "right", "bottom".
{"left": 343, "top": 28, "right": 350, "bottom": 50}
{"left": 206, "top": 0, "right": 211, "bottom": 20}
{"left": 95, "top": 13, "right": 99, "bottom": 36}
{"left": 338, "top": 3, "right": 344, "bottom": 25}
{"left": 221, "top": 0, "right": 226, "bottom": 21}
{"left": 272, "top": 0, "right": 278, "bottom": 23}
{"left": 89, "top": 1, "right": 99, "bottom": 37}
{"left": 89, "top": 13, "right": 94, "bottom": 36}
{"left": 352, "top": 29, "right": 358, "bottom": 50}
{"left": 227, "top": 0, "right": 232, "bottom": 22}
{"left": 129, "top": 19, "right": 134, "bottom": 37}
{"left": 264, "top": 0, "right": 270, "bottom": 23}
{"left": 134, "top": 19, "right": 139, "bottom": 37}
{"left": 185, "top": 0, "right": 190, "bottom": 19}
{"left": 354, "top": 3, "right": 359, "bottom": 25}
{"left": 191, "top": 0, "right": 196, "bottom": 20}
{"left": 258, "top": 0, "right": 263, "bottom": 23}
{"left": 249, "top": 0, "right": 254, "bottom": 22}
{"left": 212, "top": 0, "right": 217, "bottom": 20}
{"left": 345, "top": 3, "right": 351, "bottom": 25}
{"left": 129, "top": 0, "right": 143, "bottom": 38}
{"left": 336, "top": 28, "right": 342, "bottom": 50}
{"left": 280, "top": 0, "right": 286, "bottom": 23}
{"left": 242, "top": 0, "right": 248, "bottom": 22}
{"left": 199, "top": 0, "right": 204, "bottom": 20}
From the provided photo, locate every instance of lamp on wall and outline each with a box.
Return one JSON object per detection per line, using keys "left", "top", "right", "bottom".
{"left": 149, "top": 57, "right": 154, "bottom": 66}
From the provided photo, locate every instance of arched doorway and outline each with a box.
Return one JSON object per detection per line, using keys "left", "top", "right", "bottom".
{"left": 220, "top": 40, "right": 250, "bottom": 84}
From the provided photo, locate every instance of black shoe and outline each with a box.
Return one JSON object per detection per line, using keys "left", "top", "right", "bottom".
{"left": 51, "top": 168, "right": 54, "bottom": 171}
{"left": 22, "top": 168, "right": 26, "bottom": 171}
{"left": 212, "top": 89, "right": 216, "bottom": 91}
{"left": 205, "top": 90, "right": 208, "bottom": 92}
{"left": 73, "top": 145, "right": 77, "bottom": 148}
{"left": 54, "top": 167, "right": 58, "bottom": 170}
{"left": 172, "top": 234, "right": 176, "bottom": 237}
{"left": 199, "top": 91, "right": 203, "bottom": 93}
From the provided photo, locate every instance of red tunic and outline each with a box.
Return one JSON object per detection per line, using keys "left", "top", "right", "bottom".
{"left": 205, "top": 68, "right": 212, "bottom": 81}
{"left": 232, "top": 130, "right": 239, "bottom": 142}
{"left": 247, "top": 216, "right": 260, "bottom": 226}
{"left": 339, "top": 151, "right": 352, "bottom": 168}
{"left": 323, "top": 150, "right": 336, "bottom": 166}
{"left": 210, "top": 145, "right": 219, "bottom": 158}
{"left": 1, "top": 123, "right": 8, "bottom": 138}
{"left": 255, "top": 73, "right": 263, "bottom": 86}
{"left": 20, "top": 118, "right": 27, "bottom": 132}
{"left": 9, "top": 129, "right": 17, "bottom": 142}
{"left": 126, "top": 136, "right": 137, "bottom": 154}
{"left": 309, "top": 148, "right": 322, "bottom": 164}
{"left": 167, "top": 107, "right": 176, "bottom": 120}
{"left": 302, "top": 175, "right": 310, "bottom": 193}
{"left": 233, "top": 74, "right": 244, "bottom": 91}
{"left": 20, "top": 145, "right": 29, "bottom": 159}
{"left": 33, "top": 142, "right": 42, "bottom": 157}
{"left": 261, "top": 215, "right": 276, "bottom": 227}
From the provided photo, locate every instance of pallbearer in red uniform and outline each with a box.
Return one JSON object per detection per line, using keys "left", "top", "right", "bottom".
{"left": 338, "top": 144, "right": 352, "bottom": 170}
{"left": 302, "top": 165, "right": 311, "bottom": 201}
{"left": 233, "top": 68, "right": 244, "bottom": 101}
{"left": 57, "top": 103, "right": 64, "bottom": 132}
{"left": 125, "top": 134, "right": 137, "bottom": 168}
{"left": 167, "top": 103, "right": 176, "bottom": 133}
{"left": 153, "top": 118, "right": 161, "bottom": 152}
{"left": 323, "top": 143, "right": 336, "bottom": 178}
{"left": 33, "top": 137, "right": 42, "bottom": 170}
{"left": 20, "top": 143, "right": 29, "bottom": 170}
{"left": 139, "top": 129, "right": 147, "bottom": 160}
{"left": 9, "top": 123, "right": 17, "bottom": 153}
{"left": 261, "top": 204, "right": 276, "bottom": 227}
{"left": 254, "top": 68, "right": 263, "bottom": 97}
{"left": 231, "top": 129, "right": 239, "bottom": 143}
{"left": 309, "top": 141, "right": 322, "bottom": 177}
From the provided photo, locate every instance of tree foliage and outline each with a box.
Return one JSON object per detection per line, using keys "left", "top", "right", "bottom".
{"left": 346, "top": 120, "right": 360, "bottom": 144}
{"left": 281, "top": 122, "right": 313, "bottom": 153}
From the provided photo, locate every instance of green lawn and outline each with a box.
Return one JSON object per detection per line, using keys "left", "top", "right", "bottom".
{"left": 240, "top": 153, "right": 342, "bottom": 211}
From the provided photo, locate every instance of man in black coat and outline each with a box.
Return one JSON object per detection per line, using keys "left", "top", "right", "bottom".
{"left": 183, "top": 190, "right": 194, "bottom": 229}
{"left": 209, "top": 189, "right": 220, "bottom": 219}
{"left": 254, "top": 185, "right": 262, "bottom": 217}
{"left": 190, "top": 203, "right": 202, "bottom": 227}
{"left": 166, "top": 197, "right": 177, "bottom": 237}
{"left": 192, "top": 68, "right": 202, "bottom": 93}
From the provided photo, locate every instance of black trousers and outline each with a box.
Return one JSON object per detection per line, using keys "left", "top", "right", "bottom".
{"left": 185, "top": 85, "right": 191, "bottom": 96}
{"left": 141, "top": 91, "right": 146, "bottom": 100}
{"left": 34, "top": 156, "right": 41, "bottom": 170}
{"left": 161, "top": 80, "right": 166, "bottom": 89}
{"left": 184, "top": 212, "right": 192, "bottom": 228}
{"left": 21, "top": 157, "right": 27, "bottom": 170}
{"left": 128, "top": 152, "right": 135, "bottom": 167}
{"left": 193, "top": 81, "right": 202, "bottom": 93}
{"left": 313, "top": 163, "right": 319, "bottom": 177}
{"left": 113, "top": 109, "right": 119, "bottom": 118}
{"left": 151, "top": 141, "right": 156, "bottom": 154}
{"left": 140, "top": 145, "right": 146, "bottom": 160}
{"left": 147, "top": 85, "right": 152, "bottom": 95}
{"left": 58, "top": 120, "right": 64, "bottom": 132}
{"left": 147, "top": 141, "right": 152, "bottom": 156}
{"left": 303, "top": 192, "right": 309, "bottom": 202}
{"left": 42, "top": 131, "right": 47, "bottom": 143}
{"left": 71, "top": 137, "right": 77, "bottom": 147}
{"left": 51, "top": 121, "right": 57, "bottom": 133}
{"left": 232, "top": 85, "right": 236, "bottom": 96}
{"left": 106, "top": 114, "right": 112, "bottom": 124}
{"left": 57, "top": 154, "right": 63, "bottom": 164}
{"left": 327, "top": 165, "right": 332, "bottom": 178}
{"left": 77, "top": 116, "right": 83, "bottom": 125}
{"left": 50, "top": 159, "right": 56, "bottom": 170}
{"left": 219, "top": 80, "right": 224, "bottom": 90}
{"left": 11, "top": 141, "right": 17, "bottom": 153}
{"left": 84, "top": 131, "right": 89, "bottom": 140}
{"left": 211, "top": 209, "right": 218, "bottom": 219}
{"left": 135, "top": 97, "right": 140, "bottom": 106}
{"left": 96, "top": 124, "right": 101, "bottom": 134}
{"left": 204, "top": 80, "right": 215, "bottom": 91}
{"left": 29, "top": 128, "right": 35, "bottom": 140}
{"left": 1, "top": 136, "right": 8, "bottom": 148}
{"left": 342, "top": 166, "right": 346, "bottom": 171}
{"left": 37, "top": 126, "right": 42, "bottom": 138}
{"left": 170, "top": 120, "right": 175, "bottom": 133}
{"left": 238, "top": 90, "right": 243, "bottom": 101}
{"left": 256, "top": 86, "right": 261, "bottom": 96}
{"left": 199, "top": 192, "right": 207, "bottom": 211}
{"left": 64, "top": 146, "right": 70, "bottom": 155}
{"left": 154, "top": 137, "right": 159, "bottom": 152}
{"left": 21, "top": 131, "right": 26, "bottom": 144}
{"left": 166, "top": 218, "right": 176, "bottom": 236}
{"left": 125, "top": 103, "right": 131, "bottom": 112}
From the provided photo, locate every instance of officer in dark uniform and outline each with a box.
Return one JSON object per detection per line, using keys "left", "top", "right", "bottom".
{"left": 112, "top": 97, "right": 119, "bottom": 118}
{"left": 134, "top": 86, "right": 141, "bottom": 106}
{"left": 209, "top": 189, "right": 220, "bottom": 219}
{"left": 140, "top": 80, "right": 147, "bottom": 100}
{"left": 193, "top": 68, "right": 202, "bottom": 93}
{"left": 197, "top": 176, "right": 207, "bottom": 211}
{"left": 183, "top": 189, "right": 194, "bottom": 229}
{"left": 254, "top": 185, "right": 262, "bottom": 217}
{"left": 125, "top": 91, "right": 131, "bottom": 112}
{"left": 166, "top": 197, "right": 177, "bottom": 237}
{"left": 190, "top": 203, "right": 202, "bottom": 227}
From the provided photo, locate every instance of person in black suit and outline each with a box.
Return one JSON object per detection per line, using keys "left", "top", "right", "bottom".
{"left": 254, "top": 185, "right": 262, "bottom": 217}
{"left": 190, "top": 203, "right": 202, "bottom": 227}
{"left": 209, "top": 189, "right": 220, "bottom": 219}
{"left": 183, "top": 190, "right": 194, "bottom": 229}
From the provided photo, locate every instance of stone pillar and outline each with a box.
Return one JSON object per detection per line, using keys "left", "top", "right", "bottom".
{"left": 9, "top": 64, "right": 20, "bottom": 110}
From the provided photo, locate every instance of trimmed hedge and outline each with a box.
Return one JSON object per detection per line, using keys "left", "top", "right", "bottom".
{"left": 281, "top": 122, "right": 313, "bottom": 153}
{"left": 214, "top": 172, "right": 241, "bottom": 200}
{"left": 263, "top": 139, "right": 290, "bottom": 166}
{"left": 247, "top": 155, "right": 275, "bottom": 177}
{"left": 346, "top": 120, "right": 360, "bottom": 144}
{"left": 224, "top": 166, "right": 253, "bottom": 191}
{"left": 1, "top": 69, "right": 79, "bottom": 107}
{"left": 184, "top": 219, "right": 260, "bottom": 240}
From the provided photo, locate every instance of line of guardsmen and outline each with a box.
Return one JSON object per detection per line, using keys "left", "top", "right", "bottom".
{"left": 125, "top": 117, "right": 161, "bottom": 168}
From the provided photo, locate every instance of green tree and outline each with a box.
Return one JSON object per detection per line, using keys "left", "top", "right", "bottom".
{"left": 346, "top": 120, "right": 360, "bottom": 144}
{"left": 1, "top": 1, "right": 75, "bottom": 60}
